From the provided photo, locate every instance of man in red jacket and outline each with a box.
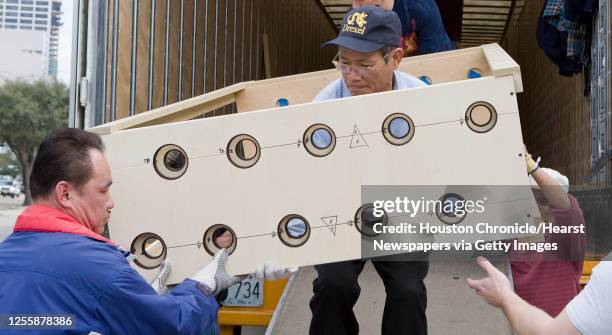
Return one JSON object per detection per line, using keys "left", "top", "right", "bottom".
{"left": 0, "top": 128, "right": 244, "bottom": 334}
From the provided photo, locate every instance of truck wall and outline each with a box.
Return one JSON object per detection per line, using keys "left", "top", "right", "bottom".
{"left": 502, "top": 0, "right": 592, "bottom": 186}
{"left": 503, "top": 0, "right": 611, "bottom": 257}
{"left": 101, "top": 0, "right": 337, "bottom": 122}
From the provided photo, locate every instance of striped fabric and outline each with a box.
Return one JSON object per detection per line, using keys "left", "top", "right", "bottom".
{"left": 510, "top": 194, "right": 586, "bottom": 317}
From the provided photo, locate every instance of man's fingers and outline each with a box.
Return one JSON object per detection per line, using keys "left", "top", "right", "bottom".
{"left": 466, "top": 277, "right": 482, "bottom": 290}
{"left": 476, "top": 256, "right": 497, "bottom": 275}
{"left": 264, "top": 263, "right": 276, "bottom": 280}
{"left": 233, "top": 274, "right": 248, "bottom": 284}
{"left": 254, "top": 265, "right": 265, "bottom": 280}
{"left": 215, "top": 248, "right": 228, "bottom": 264}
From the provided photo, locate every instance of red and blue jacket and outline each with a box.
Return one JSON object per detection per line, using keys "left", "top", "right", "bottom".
{"left": 393, "top": 0, "right": 454, "bottom": 56}
{"left": 0, "top": 205, "right": 218, "bottom": 334}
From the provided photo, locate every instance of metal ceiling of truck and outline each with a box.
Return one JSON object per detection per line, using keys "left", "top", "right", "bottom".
{"left": 318, "top": 0, "right": 525, "bottom": 48}
{"left": 460, "top": 0, "right": 525, "bottom": 47}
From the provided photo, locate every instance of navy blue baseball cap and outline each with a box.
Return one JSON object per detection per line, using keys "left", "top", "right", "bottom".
{"left": 322, "top": 5, "right": 402, "bottom": 53}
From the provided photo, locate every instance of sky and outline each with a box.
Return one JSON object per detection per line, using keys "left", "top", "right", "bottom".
{"left": 57, "top": 0, "right": 73, "bottom": 84}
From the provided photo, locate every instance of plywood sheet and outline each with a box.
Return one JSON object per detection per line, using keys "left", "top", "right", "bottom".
{"left": 103, "top": 75, "right": 538, "bottom": 284}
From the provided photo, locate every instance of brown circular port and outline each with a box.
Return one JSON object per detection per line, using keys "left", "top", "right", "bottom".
{"left": 131, "top": 232, "right": 168, "bottom": 269}
{"left": 465, "top": 101, "right": 497, "bottom": 133}
{"left": 435, "top": 193, "right": 467, "bottom": 225}
{"left": 203, "top": 224, "right": 237, "bottom": 256}
{"left": 354, "top": 203, "right": 388, "bottom": 237}
{"left": 471, "top": 105, "right": 493, "bottom": 126}
{"left": 227, "top": 134, "right": 261, "bottom": 169}
{"left": 236, "top": 139, "right": 258, "bottom": 161}
{"left": 382, "top": 113, "right": 415, "bottom": 146}
{"left": 278, "top": 214, "right": 311, "bottom": 247}
{"left": 303, "top": 124, "right": 336, "bottom": 157}
{"left": 154, "top": 144, "right": 189, "bottom": 180}
{"left": 143, "top": 236, "right": 164, "bottom": 258}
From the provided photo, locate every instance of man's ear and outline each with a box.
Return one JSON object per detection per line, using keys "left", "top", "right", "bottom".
{"left": 391, "top": 47, "right": 404, "bottom": 69}
{"left": 55, "top": 181, "right": 73, "bottom": 208}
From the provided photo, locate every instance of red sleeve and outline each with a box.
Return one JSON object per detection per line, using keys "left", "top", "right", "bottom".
{"left": 548, "top": 194, "right": 586, "bottom": 274}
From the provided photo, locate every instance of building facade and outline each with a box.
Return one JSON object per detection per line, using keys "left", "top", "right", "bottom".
{"left": 0, "top": 0, "right": 62, "bottom": 79}
{"left": 0, "top": 29, "right": 47, "bottom": 81}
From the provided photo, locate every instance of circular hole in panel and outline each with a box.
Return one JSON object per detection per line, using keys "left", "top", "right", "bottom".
{"left": 418, "top": 75, "right": 432, "bottom": 85}
{"left": 142, "top": 237, "right": 164, "bottom": 259}
{"left": 203, "top": 224, "right": 237, "bottom": 256}
{"left": 465, "top": 101, "right": 497, "bottom": 133}
{"left": 442, "top": 196, "right": 463, "bottom": 217}
{"left": 154, "top": 144, "right": 189, "bottom": 180}
{"left": 382, "top": 113, "right": 415, "bottom": 146}
{"left": 435, "top": 193, "right": 467, "bottom": 225}
{"left": 164, "top": 149, "right": 187, "bottom": 172}
{"left": 287, "top": 217, "right": 308, "bottom": 239}
{"left": 311, "top": 128, "right": 333, "bottom": 150}
{"left": 130, "top": 232, "right": 167, "bottom": 269}
{"left": 236, "top": 139, "right": 258, "bottom": 160}
{"left": 212, "top": 227, "right": 234, "bottom": 249}
{"left": 354, "top": 203, "right": 388, "bottom": 237}
{"left": 278, "top": 214, "right": 311, "bottom": 247}
{"left": 470, "top": 105, "right": 493, "bottom": 126}
{"left": 303, "top": 124, "right": 336, "bottom": 157}
{"left": 276, "top": 98, "right": 289, "bottom": 107}
{"left": 389, "top": 117, "right": 411, "bottom": 139}
{"left": 467, "top": 68, "right": 483, "bottom": 79}
{"left": 227, "top": 134, "right": 261, "bottom": 169}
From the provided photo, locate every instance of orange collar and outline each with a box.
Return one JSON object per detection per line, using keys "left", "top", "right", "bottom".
{"left": 13, "top": 204, "right": 114, "bottom": 244}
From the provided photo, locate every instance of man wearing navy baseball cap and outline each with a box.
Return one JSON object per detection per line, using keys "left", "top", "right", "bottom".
{"left": 310, "top": 5, "right": 429, "bottom": 335}
{"left": 314, "top": 5, "right": 426, "bottom": 99}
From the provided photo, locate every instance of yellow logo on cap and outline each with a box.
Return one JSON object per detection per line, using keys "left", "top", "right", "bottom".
{"left": 347, "top": 12, "right": 368, "bottom": 28}
{"left": 343, "top": 12, "right": 368, "bottom": 35}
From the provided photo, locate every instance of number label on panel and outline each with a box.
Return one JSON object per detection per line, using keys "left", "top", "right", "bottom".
{"left": 223, "top": 276, "right": 264, "bottom": 307}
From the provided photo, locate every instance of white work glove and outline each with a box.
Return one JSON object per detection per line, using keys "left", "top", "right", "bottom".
{"left": 524, "top": 144, "right": 541, "bottom": 175}
{"left": 150, "top": 260, "right": 172, "bottom": 294}
{"left": 191, "top": 249, "right": 246, "bottom": 295}
{"left": 254, "top": 262, "right": 299, "bottom": 280}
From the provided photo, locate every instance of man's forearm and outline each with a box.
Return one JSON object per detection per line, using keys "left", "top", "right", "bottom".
{"left": 501, "top": 291, "right": 556, "bottom": 335}
{"left": 531, "top": 169, "right": 570, "bottom": 210}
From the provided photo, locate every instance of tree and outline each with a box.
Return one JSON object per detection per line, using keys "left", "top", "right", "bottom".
{"left": 0, "top": 149, "right": 20, "bottom": 178}
{"left": 0, "top": 79, "right": 69, "bottom": 205}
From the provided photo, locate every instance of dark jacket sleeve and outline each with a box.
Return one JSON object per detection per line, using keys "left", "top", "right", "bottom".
{"left": 96, "top": 266, "right": 219, "bottom": 335}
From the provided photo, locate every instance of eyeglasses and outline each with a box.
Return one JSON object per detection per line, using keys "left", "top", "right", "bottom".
{"left": 331, "top": 52, "right": 391, "bottom": 78}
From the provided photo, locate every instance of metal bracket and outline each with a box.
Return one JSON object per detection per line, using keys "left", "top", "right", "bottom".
{"left": 585, "top": 149, "right": 612, "bottom": 182}
{"left": 79, "top": 77, "right": 89, "bottom": 107}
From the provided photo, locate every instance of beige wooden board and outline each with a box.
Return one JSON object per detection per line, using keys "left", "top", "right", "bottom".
{"left": 234, "top": 45, "right": 496, "bottom": 113}
{"left": 102, "top": 74, "right": 537, "bottom": 284}
{"left": 91, "top": 44, "right": 519, "bottom": 135}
